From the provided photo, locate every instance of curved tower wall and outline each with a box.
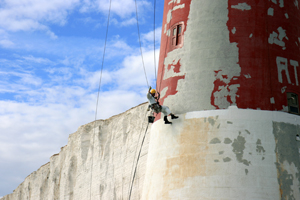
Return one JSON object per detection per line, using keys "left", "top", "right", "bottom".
{"left": 156, "top": 0, "right": 300, "bottom": 114}
{"left": 143, "top": 1, "right": 300, "bottom": 199}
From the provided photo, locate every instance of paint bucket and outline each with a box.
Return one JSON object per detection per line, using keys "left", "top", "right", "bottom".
{"left": 148, "top": 116, "right": 155, "bottom": 123}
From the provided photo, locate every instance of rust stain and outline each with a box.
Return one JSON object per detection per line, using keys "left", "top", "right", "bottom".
{"left": 162, "top": 118, "right": 210, "bottom": 199}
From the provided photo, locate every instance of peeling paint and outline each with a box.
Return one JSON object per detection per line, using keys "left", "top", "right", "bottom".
{"left": 223, "top": 157, "right": 231, "bottom": 162}
{"left": 270, "top": 97, "right": 275, "bottom": 104}
{"left": 168, "top": 0, "right": 181, "bottom": 5}
{"left": 219, "top": 151, "right": 224, "bottom": 155}
{"left": 256, "top": 139, "right": 266, "bottom": 154}
{"left": 160, "top": 87, "right": 168, "bottom": 99}
{"left": 224, "top": 138, "right": 232, "bottom": 144}
{"left": 282, "top": 105, "right": 288, "bottom": 112}
{"left": 244, "top": 74, "right": 251, "bottom": 78}
{"left": 231, "top": 3, "right": 251, "bottom": 11}
{"left": 227, "top": 121, "right": 233, "bottom": 124}
{"left": 232, "top": 135, "right": 251, "bottom": 166}
{"left": 211, "top": 70, "right": 240, "bottom": 109}
{"left": 210, "top": 138, "right": 221, "bottom": 144}
{"left": 285, "top": 13, "right": 289, "bottom": 19}
{"left": 268, "top": 27, "right": 288, "bottom": 49}
{"left": 245, "top": 169, "right": 249, "bottom": 175}
{"left": 166, "top": 4, "right": 185, "bottom": 23}
{"left": 268, "top": 8, "right": 274, "bottom": 16}
{"left": 271, "top": 0, "right": 277, "bottom": 4}
{"left": 279, "top": 0, "right": 284, "bottom": 7}
{"left": 281, "top": 86, "right": 287, "bottom": 93}
{"left": 271, "top": 0, "right": 284, "bottom": 7}
{"left": 208, "top": 117, "right": 215, "bottom": 126}
{"left": 231, "top": 27, "right": 236, "bottom": 34}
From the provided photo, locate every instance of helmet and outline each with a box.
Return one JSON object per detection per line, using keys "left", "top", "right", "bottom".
{"left": 150, "top": 89, "right": 156, "bottom": 94}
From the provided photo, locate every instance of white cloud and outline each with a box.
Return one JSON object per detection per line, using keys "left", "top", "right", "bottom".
{"left": 22, "top": 55, "right": 52, "bottom": 64}
{"left": 0, "top": 70, "right": 43, "bottom": 88}
{"left": 120, "top": 17, "right": 136, "bottom": 26}
{"left": 82, "top": 0, "right": 150, "bottom": 18}
{"left": 142, "top": 27, "right": 162, "bottom": 44}
{"left": 20, "top": 74, "right": 43, "bottom": 86}
{"left": 77, "top": 68, "right": 113, "bottom": 90}
{"left": 0, "top": 0, "right": 80, "bottom": 33}
{"left": 0, "top": 0, "right": 153, "bottom": 42}
{"left": 0, "top": 39, "right": 14, "bottom": 48}
{"left": 114, "top": 48, "right": 159, "bottom": 88}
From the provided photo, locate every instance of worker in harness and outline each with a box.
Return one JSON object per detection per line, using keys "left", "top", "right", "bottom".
{"left": 147, "top": 86, "right": 178, "bottom": 124}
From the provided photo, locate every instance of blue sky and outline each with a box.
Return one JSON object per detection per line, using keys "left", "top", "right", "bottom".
{"left": 0, "top": 0, "right": 163, "bottom": 197}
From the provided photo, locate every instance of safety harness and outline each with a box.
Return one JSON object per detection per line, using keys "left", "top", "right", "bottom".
{"left": 149, "top": 92, "right": 161, "bottom": 113}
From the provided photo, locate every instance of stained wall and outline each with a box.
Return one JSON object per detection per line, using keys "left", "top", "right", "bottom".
{"left": 142, "top": 107, "right": 300, "bottom": 199}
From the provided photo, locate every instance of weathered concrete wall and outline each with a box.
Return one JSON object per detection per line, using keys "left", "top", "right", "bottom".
{"left": 142, "top": 106, "right": 300, "bottom": 200}
{"left": 1, "top": 103, "right": 151, "bottom": 200}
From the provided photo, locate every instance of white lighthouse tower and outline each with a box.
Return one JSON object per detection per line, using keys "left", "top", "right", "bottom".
{"left": 142, "top": 0, "right": 300, "bottom": 199}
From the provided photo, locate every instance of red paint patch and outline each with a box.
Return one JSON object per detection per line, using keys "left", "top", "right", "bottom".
{"left": 155, "top": 60, "right": 185, "bottom": 121}
{"left": 156, "top": 0, "right": 191, "bottom": 108}
{"left": 155, "top": 0, "right": 191, "bottom": 121}
{"left": 225, "top": 0, "right": 300, "bottom": 110}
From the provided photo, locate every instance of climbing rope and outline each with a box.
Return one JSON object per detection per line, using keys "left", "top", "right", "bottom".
{"left": 153, "top": 0, "right": 157, "bottom": 88}
{"left": 126, "top": 1, "right": 157, "bottom": 199}
{"left": 88, "top": 0, "right": 157, "bottom": 199}
{"left": 89, "top": 0, "right": 112, "bottom": 199}
{"left": 135, "top": 0, "right": 149, "bottom": 88}
{"left": 127, "top": 110, "right": 149, "bottom": 200}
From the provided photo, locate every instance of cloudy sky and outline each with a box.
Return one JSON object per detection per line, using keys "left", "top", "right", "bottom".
{"left": 0, "top": 0, "right": 163, "bottom": 196}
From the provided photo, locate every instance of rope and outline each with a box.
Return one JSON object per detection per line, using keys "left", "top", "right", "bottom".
{"left": 126, "top": 2, "right": 157, "bottom": 199}
{"left": 89, "top": 0, "right": 112, "bottom": 199}
{"left": 153, "top": 0, "right": 157, "bottom": 88}
{"left": 135, "top": 0, "right": 149, "bottom": 88}
{"left": 128, "top": 111, "right": 149, "bottom": 200}
{"left": 158, "top": 0, "right": 176, "bottom": 92}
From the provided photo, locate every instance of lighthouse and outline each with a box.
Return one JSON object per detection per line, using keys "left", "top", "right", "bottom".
{"left": 142, "top": 0, "right": 300, "bottom": 199}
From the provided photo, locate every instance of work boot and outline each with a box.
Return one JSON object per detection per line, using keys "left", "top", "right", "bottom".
{"left": 171, "top": 114, "right": 178, "bottom": 119}
{"left": 164, "top": 116, "right": 172, "bottom": 124}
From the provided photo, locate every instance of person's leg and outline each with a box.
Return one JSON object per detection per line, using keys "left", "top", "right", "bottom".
{"left": 161, "top": 106, "right": 173, "bottom": 124}
{"left": 161, "top": 105, "right": 171, "bottom": 116}
{"left": 161, "top": 105, "right": 179, "bottom": 119}
{"left": 164, "top": 115, "right": 172, "bottom": 124}
{"left": 171, "top": 113, "right": 178, "bottom": 119}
